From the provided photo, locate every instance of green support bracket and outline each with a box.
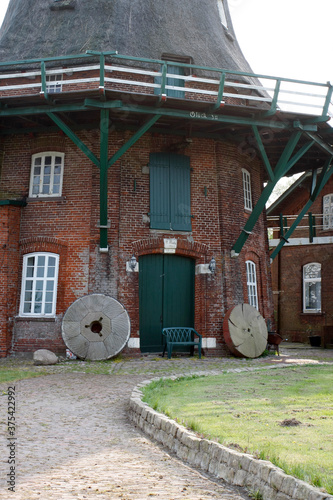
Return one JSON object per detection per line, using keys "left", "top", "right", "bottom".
{"left": 252, "top": 125, "right": 274, "bottom": 181}
{"left": 263, "top": 79, "right": 281, "bottom": 117}
{"left": 84, "top": 99, "right": 123, "bottom": 110}
{"left": 231, "top": 131, "right": 302, "bottom": 257}
{"left": 0, "top": 102, "right": 97, "bottom": 117}
{"left": 40, "top": 61, "right": 48, "bottom": 100}
{"left": 46, "top": 110, "right": 160, "bottom": 250}
{"left": 47, "top": 112, "right": 100, "bottom": 167}
{"left": 313, "top": 215, "right": 316, "bottom": 239}
{"left": 108, "top": 115, "right": 160, "bottom": 168}
{"left": 99, "top": 54, "right": 105, "bottom": 97}
{"left": 322, "top": 82, "right": 333, "bottom": 118}
{"left": 270, "top": 157, "right": 333, "bottom": 261}
{"left": 94, "top": 100, "right": 292, "bottom": 130}
{"left": 158, "top": 62, "right": 168, "bottom": 103}
{"left": 305, "top": 132, "right": 333, "bottom": 157}
{"left": 99, "top": 108, "right": 109, "bottom": 251}
{"left": 282, "top": 140, "right": 315, "bottom": 177}
{"left": 293, "top": 120, "right": 317, "bottom": 132}
{"left": 212, "top": 72, "right": 226, "bottom": 110}
{"left": 308, "top": 212, "right": 314, "bottom": 243}
{"left": 279, "top": 213, "right": 288, "bottom": 237}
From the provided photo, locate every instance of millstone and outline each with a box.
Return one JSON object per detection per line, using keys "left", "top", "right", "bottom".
{"left": 223, "top": 303, "right": 268, "bottom": 358}
{"left": 62, "top": 294, "right": 130, "bottom": 361}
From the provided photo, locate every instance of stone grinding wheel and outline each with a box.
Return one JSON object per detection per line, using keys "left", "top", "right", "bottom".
{"left": 62, "top": 294, "right": 130, "bottom": 361}
{"left": 223, "top": 303, "right": 268, "bottom": 358}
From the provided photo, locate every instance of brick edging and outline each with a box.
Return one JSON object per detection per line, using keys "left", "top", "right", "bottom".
{"left": 129, "top": 368, "right": 333, "bottom": 500}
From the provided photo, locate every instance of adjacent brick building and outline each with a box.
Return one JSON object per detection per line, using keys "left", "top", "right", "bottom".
{"left": 268, "top": 173, "right": 333, "bottom": 346}
{"left": 0, "top": 0, "right": 332, "bottom": 357}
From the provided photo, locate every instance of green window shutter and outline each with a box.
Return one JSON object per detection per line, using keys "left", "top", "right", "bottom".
{"left": 170, "top": 154, "right": 191, "bottom": 231}
{"left": 150, "top": 153, "right": 171, "bottom": 229}
{"left": 150, "top": 153, "right": 191, "bottom": 231}
{"left": 154, "top": 64, "right": 185, "bottom": 98}
{"left": 166, "top": 65, "right": 185, "bottom": 98}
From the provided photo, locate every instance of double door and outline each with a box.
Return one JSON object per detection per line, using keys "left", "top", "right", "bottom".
{"left": 139, "top": 254, "right": 194, "bottom": 352}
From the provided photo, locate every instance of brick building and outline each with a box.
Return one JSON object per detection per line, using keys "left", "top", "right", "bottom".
{"left": 0, "top": 0, "right": 332, "bottom": 357}
{"left": 267, "top": 173, "right": 333, "bottom": 346}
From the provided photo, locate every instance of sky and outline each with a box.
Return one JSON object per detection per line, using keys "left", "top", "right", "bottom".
{"left": 0, "top": 2, "right": 9, "bottom": 28}
{"left": 0, "top": 0, "right": 331, "bottom": 85}
{"left": 229, "top": 0, "right": 332, "bottom": 84}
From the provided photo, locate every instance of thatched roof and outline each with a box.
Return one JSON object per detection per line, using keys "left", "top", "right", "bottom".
{"left": 0, "top": 0, "right": 254, "bottom": 74}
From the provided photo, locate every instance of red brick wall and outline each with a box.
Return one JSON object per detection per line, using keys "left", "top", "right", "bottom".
{"left": 0, "top": 205, "right": 21, "bottom": 356}
{"left": 273, "top": 245, "right": 333, "bottom": 343}
{"left": 0, "top": 128, "right": 274, "bottom": 356}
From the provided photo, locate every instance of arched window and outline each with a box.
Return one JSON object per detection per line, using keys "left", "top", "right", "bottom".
{"left": 323, "top": 194, "right": 333, "bottom": 230}
{"left": 303, "top": 263, "right": 321, "bottom": 313}
{"left": 242, "top": 168, "right": 252, "bottom": 211}
{"left": 29, "top": 152, "right": 64, "bottom": 197}
{"left": 20, "top": 253, "right": 59, "bottom": 316}
{"left": 246, "top": 260, "right": 258, "bottom": 310}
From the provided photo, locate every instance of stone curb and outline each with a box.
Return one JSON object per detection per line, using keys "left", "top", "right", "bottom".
{"left": 128, "top": 367, "right": 333, "bottom": 500}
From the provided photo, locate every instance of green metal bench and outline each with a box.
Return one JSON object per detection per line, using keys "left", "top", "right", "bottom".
{"left": 162, "top": 327, "right": 202, "bottom": 359}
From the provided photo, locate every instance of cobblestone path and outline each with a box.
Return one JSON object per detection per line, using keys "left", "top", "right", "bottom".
{"left": 0, "top": 372, "right": 251, "bottom": 500}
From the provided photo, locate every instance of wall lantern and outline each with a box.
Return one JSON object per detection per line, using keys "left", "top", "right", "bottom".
{"left": 129, "top": 255, "right": 137, "bottom": 271}
{"left": 209, "top": 257, "right": 216, "bottom": 273}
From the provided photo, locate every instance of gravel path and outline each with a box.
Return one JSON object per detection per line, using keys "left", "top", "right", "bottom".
{"left": 0, "top": 347, "right": 332, "bottom": 499}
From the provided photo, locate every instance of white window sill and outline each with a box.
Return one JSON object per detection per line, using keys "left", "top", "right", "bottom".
{"left": 27, "top": 196, "right": 65, "bottom": 202}
{"left": 16, "top": 316, "right": 56, "bottom": 322}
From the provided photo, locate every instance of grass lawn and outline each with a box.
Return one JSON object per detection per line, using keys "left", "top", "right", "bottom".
{"left": 0, "top": 368, "right": 43, "bottom": 385}
{"left": 142, "top": 365, "right": 333, "bottom": 494}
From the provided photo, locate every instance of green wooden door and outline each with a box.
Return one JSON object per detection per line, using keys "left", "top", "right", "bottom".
{"left": 139, "top": 254, "right": 194, "bottom": 352}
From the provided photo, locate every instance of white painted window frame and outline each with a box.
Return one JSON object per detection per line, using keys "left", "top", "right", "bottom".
{"left": 246, "top": 260, "right": 258, "bottom": 310}
{"left": 46, "top": 73, "right": 63, "bottom": 93}
{"left": 29, "top": 152, "right": 64, "bottom": 198}
{"left": 20, "top": 252, "right": 59, "bottom": 317}
{"left": 242, "top": 168, "right": 252, "bottom": 211}
{"left": 323, "top": 193, "right": 333, "bottom": 230}
{"left": 303, "top": 262, "right": 321, "bottom": 313}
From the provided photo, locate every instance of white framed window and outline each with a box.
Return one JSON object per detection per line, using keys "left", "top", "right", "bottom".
{"left": 242, "top": 168, "right": 252, "bottom": 211}
{"left": 303, "top": 263, "right": 321, "bottom": 313}
{"left": 46, "top": 73, "right": 63, "bottom": 93}
{"left": 217, "top": 0, "right": 228, "bottom": 28}
{"left": 20, "top": 253, "right": 59, "bottom": 317}
{"left": 29, "top": 152, "right": 64, "bottom": 197}
{"left": 323, "top": 194, "right": 333, "bottom": 230}
{"left": 246, "top": 260, "right": 258, "bottom": 310}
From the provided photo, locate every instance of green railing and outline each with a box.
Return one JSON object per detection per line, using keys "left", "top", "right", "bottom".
{"left": 0, "top": 51, "right": 331, "bottom": 119}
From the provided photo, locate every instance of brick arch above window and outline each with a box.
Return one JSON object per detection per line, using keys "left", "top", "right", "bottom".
{"left": 19, "top": 237, "right": 68, "bottom": 314}
{"left": 132, "top": 237, "right": 209, "bottom": 261}
{"left": 20, "top": 236, "right": 67, "bottom": 256}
